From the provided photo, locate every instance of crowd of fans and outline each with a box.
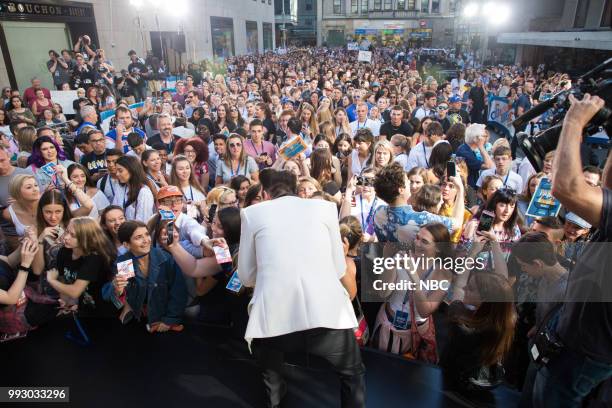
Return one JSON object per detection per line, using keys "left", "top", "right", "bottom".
{"left": 0, "top": 41, "right": 609, "bottom": 406}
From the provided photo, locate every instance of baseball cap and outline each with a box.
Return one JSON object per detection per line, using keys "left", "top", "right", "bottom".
{"left": 565, "top": 212, "right": 591, "bottom": 229}
{"left": 449, "top": 95, "right": 462, "bottom": 103}
{"left": 157, "top": 186, "right": 184, "bottom": 201}
{"left": 371, "top": 82, "right": 380, "bottom": 87}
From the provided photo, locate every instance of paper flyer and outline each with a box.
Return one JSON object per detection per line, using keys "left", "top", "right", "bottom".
{"left": 278, "top": 136, "right": 307, "bottom": 160}
{"left": 526, "top": 177, "right": 561, "bottom": 218}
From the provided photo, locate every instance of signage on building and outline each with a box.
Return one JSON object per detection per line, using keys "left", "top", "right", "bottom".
{"left": 0, "top": 1, "right": 93, "bottom": 18}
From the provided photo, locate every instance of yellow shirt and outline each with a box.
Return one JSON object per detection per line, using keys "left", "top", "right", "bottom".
{"left": 440, "top": 205, "right": 472, "bottom": 244}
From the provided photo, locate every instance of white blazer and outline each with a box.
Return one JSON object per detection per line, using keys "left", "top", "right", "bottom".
{"left": 238, "top": 196, "right": 358, "bottom": 345}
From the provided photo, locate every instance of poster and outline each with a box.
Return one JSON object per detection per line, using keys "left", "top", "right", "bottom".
{"left": 487, "top": 94, "right": 513, "bottom": 137}
{"left": 247, "top": 63, "right": 255, "bottom": 75}
{"left": 358, "top": 51, "right": 372, "bottom": 63}
{"left": 278, "top": 136, "right": 307, "bottom": 160}
{"left": 347, "top": 42, "right": 359, "bottom": 51}
{"left": 526, "top": 177, "right": 561, "bottom": 218}
{"left": 50, "top": 90, "right": 78, "bottom": 115}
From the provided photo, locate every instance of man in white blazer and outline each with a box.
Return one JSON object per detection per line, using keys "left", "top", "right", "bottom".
{"left": 238, "top": 170, "right": 365, "bottom": 408}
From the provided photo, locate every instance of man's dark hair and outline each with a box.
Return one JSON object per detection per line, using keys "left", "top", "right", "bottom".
{"left": 212, "top": 133, "right": 227, "bottom": 143}
{"left": 86, "top": 129, "right": 103, "bottom": 141}
{"left": 374, "top": 162, "right": 405, "bottom": 203}
{"left": 250, "top": 118, "right": 264, "bottom": 128}
{"left": 424, "top": 91, "right": 436, "bottom": 100}
{"left": 583, "top": 165, "right": 602, "bottom": 177}
{"left": 268, "top": 170, "right": 297, "bottom": 199}
{"left": 511, "top": 231, "right": 558, "bottom": 266}
{"left": 391, "top": 105, "right": 403, "bottom": 113}
{"left": 259, "top": 168, "right": 277, "bottom": 193}
{"left": 106, "top": 148, "right": 123, "bottom": 157}
{"left": 534, "top": 216, "right": 563, "bottom": 230}
{"left": 127, "top": 132, "right": 144, "bottom": 148}
{"left": 151, "top": 142, "right": 167, "bottom": 151}
{"left": 75, "top": 132, "right": 90, "bottom": 146}
{"left": 287, "top": 117, "right": 303, "bottom": 135}
{"left": 425, "top": 121, "right": 444, "bottom": 137}
{"left": 128, "top": 50, "right": 137, "bottom": 56}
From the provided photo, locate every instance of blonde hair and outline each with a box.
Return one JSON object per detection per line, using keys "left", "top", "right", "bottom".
{"left": 9, "top": 174, "right": 37, "bottom": 201}
{"left": 369, "top": 140, "right": 394, "bottom": 170}
{"left": 16, "top": 126, "right": 37, "bottom": 153}
{"left": 206, "top": 186, "right": 234, "bottom": 205}
{"left": 298, "top": 176, "right": 322, "bottom": 191}
{"left": 491, "top": 137, "right": 510, "bottom": 151}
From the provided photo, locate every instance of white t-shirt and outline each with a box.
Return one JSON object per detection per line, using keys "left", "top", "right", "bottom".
{"left": 476, "top": 168, "right": 524, "bottom": 192}
{"left": 112, "top": 184, "right": 156, "bottom": 223}
{"left": 349, "top": 118, "right": 380, "bottom": 137}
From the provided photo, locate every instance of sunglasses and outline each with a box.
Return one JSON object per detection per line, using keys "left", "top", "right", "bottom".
{"left": 437, "top": 106, "right": 448, "bottom": 110}
{"left": 229, "top": 143, "right": 242, "bottom": 148}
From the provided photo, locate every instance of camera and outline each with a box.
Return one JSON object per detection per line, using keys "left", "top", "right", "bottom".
{"left": 516, "top": 58, "right": 612, "bottom": 172}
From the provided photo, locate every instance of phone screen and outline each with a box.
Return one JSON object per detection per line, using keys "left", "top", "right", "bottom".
{"left": 208, "top": 204, "right": 218, "bottom": 224}
{"left": 477, "top": 210, "right": 495, "bottom": 232}
{"left": 166, "top": 222, "right": 174, "bottom": 245}
{"left": 446, "top": 161, "right": 456, "bottom": 179}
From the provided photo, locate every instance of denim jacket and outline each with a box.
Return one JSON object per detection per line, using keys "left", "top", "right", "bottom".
{"left": 103, "top": 248, "right": 187, "bottom": 325}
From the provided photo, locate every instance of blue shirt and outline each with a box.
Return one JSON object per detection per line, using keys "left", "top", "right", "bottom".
{"left": 105, "top": 127, "right": 146, "bottom": 153}
{"left": 373, "top": 204, "right": 454, "bottom": 243}
{"left": 455, "top": 143, "right": 483, "bottom": 189}
{"left": 76, "top": 121, "right": 98, "bottom": 136}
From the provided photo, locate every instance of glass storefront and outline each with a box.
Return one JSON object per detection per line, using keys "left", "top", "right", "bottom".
{"left": 210, "top": 16, "right": 235, "bottom": 59}
{"left": 246, "top": 21, "right": 258, "bottom": 54}
{"left": 263, "top": 22, "right": 273, "bottom": 50}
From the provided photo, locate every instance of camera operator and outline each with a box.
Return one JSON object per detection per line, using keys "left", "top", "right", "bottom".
{"left": 531, "top": 93, "right": 612, "bottom": 406}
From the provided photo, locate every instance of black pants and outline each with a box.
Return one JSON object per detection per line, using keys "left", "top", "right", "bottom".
{"left": 253, "top": 328, "right": 366, "bottom": 408}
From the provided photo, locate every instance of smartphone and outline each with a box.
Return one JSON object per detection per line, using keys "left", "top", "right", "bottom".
{"left": 446, "top": 161, "right": 456, "bottom": 179}
{"left": 207, "top": 204, "right": 217, "bottom": 224}
{"left": 166, "top": 221, "right": 174, "bottom": 246}
{"left": 477, "top": 210, "right": 495, "bottom": 232}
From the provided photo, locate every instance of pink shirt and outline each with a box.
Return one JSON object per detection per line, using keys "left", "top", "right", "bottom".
{"left": 23, "top": 87, "right": 51, "bottom": 108}
{"left": 243, "top": 139, "right": 277, "bottom": 169}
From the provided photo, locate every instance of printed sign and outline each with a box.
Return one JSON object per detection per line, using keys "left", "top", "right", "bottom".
{"left": 214, "top": 246, "right": 232, "bottom": 264}
{"left": 226, "top": 271, "right": 243, "bottom": 293}
{"left": 347, "top": 42, "right": 359, "bottom": 51}
{"left": 117, "top": 259, "right": 135, "bottom": 279}
{"left": 278, "top": 135, "right": 307, "bottom": 160}
{"left": 358, "top": 51, "right": 372, "bottom": 63}
{"left": 487, "top": 94, "right": 513, "bottom": 137}
{"left": 526, "top": 177, "right": 561, "bottom": 218}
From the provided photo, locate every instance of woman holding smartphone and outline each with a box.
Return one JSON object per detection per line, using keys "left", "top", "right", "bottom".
{"left": 112, "top": 156, "right": 156, "bottom": 223}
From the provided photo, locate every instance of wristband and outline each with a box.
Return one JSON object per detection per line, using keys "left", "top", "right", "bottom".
{"left": 18, "top": 265, "right": 33, "bottom": 273}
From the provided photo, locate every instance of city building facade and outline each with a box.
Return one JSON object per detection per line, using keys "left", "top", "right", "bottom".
{"left": 495, "top": 0, "right": 612, "bottom": 69}
{"left": 319, "top": 0, "right": 457, "bottom": 48}
{"left": 0, "top": 0, "right": 275, "bottom": 91}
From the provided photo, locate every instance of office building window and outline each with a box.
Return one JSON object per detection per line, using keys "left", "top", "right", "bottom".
{"left": 431, "top": 0, "right": 439, "bottom": 12}
{"left": 351, "top": 0, "right": 358, "bottom": 13}
{"left": 397, "top": 0, "right": 405, "bottom": 9}
{"left": 374, "top": 0, "right": 382, "bottom": 10}
{"left": 306, "top": 0, "right": 313, "bottom": 10}
{"left": 421, "top": 0, "right": 429, "bottom": 12}
{"left": 574, "top": 0, "right": 590, "bottom": 28}
{"left": 602, "top": 0, "right": 612, "bottom": 27}
{"left": 305, "top": 19, "right": 313, "bottom": 26}
{"left": 361, "top": 0, "right": 368, "bottom": 12}
{"left": 333, "top": 0, "right": 342, "bottom": 13}
{"left": 384, "top": 0, "right": 392, "bottom": 10}
{"left": 408, "top": 0, "right": 415, "bottom": 9}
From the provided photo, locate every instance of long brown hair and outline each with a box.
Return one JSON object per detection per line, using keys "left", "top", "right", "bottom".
{"left": 70, "top": 216, "right": 117, "bottom": 271}
{"left": 454, "top": 273, "right": 516, "bottom": 366}
{"left": 310, "top": 148, "right": 334, "bottom": 185}
{"left": 169, "top": 155, "right": 206, "bottom": 196}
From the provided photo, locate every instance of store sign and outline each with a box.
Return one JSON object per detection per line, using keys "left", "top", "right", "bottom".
{"left": 0, "top": 1, "right": 92, "bottom": 18}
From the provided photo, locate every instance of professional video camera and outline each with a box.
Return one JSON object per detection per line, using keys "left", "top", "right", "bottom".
{"left": 515, "top": 58, "right": 612, "bottom": 172}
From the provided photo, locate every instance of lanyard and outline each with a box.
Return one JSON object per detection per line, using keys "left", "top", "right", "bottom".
{"left": 356, "top": 120, "right": 366, "bottom": 129}
{"left": 422, "top": 143, "right": 429, "bottom": 168}
{"left": 184, "top": 185, "right": 194, "bottom": 201}
{"left": 107, "top": 175, "right": 115, "bottom": 201}
{"left": 497, "top": 171, "right": 510, "bottom": 187}
{"left": 360, "top": 196, "right": 377, "bottom": 233}
{"left": 230, "top": 161, "right": 241, "bottom": 177}
{"left": 122, "top": 185, "right": 129, "bottom": 209}
{"left": 147, "top": 173, "right": 161, "bottom": 187}
{"left": 250, "top": 139, "right": 263, "bottom": 156}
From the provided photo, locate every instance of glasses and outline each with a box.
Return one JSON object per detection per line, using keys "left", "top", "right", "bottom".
{"left": 220, "top": 199, "right": 239, "bottom": 207}
{"left": 184, "top": 149, "right": 196, "bottom": 154}
{"left": 90, "top": 138, "right": 105, "bottom": 144}
{"left": 437, "top": 106, "right": 448, "bottom": 110}
{"left": 229, "top": 143, "right": 242, "bottom": 148}
{"left": 497, "top": 187, "right": 517, "bottom": 196}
